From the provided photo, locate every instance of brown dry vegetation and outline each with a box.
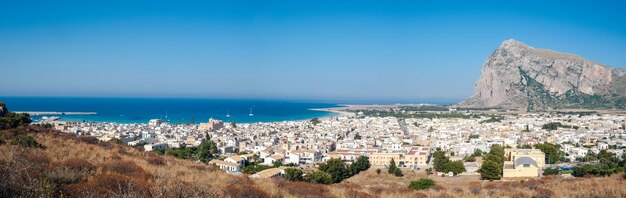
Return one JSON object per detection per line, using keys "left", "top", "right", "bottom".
{"left": 1, "top": 126, "right": 625, "bottom": 198}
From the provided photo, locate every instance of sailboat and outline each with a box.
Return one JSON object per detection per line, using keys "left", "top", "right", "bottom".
{"left": 226, "top": 110, "right": 231, "bottom": 118}
{"left": 248, "top": 107, "right": 254, "bottom": 117}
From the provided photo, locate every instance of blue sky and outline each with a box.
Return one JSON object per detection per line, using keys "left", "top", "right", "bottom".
{"left": 1, "top": 0, "right": 625, "bottom": 103}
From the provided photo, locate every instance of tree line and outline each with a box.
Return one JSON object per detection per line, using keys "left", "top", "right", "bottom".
{"left": 154, "top": 133, "right": 218, "bottom": 163}
{"left": 283, "top": 156, "right": 370, "bottom": 184}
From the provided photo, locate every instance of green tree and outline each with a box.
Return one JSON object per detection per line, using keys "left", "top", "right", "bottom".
{"left": 305, "top": 171, "right": 333, "bottom": 184}
{"left": 353, "top": 156, "right": 371, "bottom": 172}
{"left": 388, "top": 158, "right": 398, "bottom": 174}
{"left": 471, "top": 149, "right": 484, "bottom": 157}
{"left": 393, "top": 167, "right": 403, "bottom": 177}
{"left": 444, "top": 160, "right": 466, "bottom": 175}
{"left": 283, "top": 168, "right": 304, "bottom": 182}
{"left": 432, "top": 149, "right": 449, "bottom": 172}
{"left": 534, "top": 143, "right": 564, "bottom": 164}
{"left": 196, "top": 134, "right": 218, "bottom": 163}
{"left": 310, "top": 118, "right": 321, "bottom": 125}
{"left": 478, "top": 160, "right": 502, "bottom": 181}
{"left": 409, "top": 178, "right": 436, "bottom": 190}
{"left": 376, "top": 169, "right": 381, "bottom": 175}
{"left": 272, "top": 160, "right": 283, "bottom": 167}
{"left": 318, "top": 158, "right": 349, "bottom": 183}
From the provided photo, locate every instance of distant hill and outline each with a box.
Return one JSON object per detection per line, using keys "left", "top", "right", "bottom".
{"left": 460, "top": 39, "right": 626, "bottom": 111}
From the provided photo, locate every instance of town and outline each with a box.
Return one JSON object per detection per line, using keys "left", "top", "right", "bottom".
{"left": 50, "top": 105, "right": 626, "bottom": 180}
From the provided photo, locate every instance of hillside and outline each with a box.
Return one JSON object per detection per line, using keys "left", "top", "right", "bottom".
{"left": 0, "top": 126, "right": 625, "bottom": 197}
{"left": 460, "top": 39, "right": 626, "bottom": 111}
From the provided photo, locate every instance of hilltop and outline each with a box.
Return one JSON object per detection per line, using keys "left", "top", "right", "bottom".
{"left": 460, "top": 39, "right": 626, "bottom": 111}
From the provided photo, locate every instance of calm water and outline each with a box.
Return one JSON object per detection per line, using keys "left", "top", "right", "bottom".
{"left": 0, "top": 97, "right": 340, "bottom": 124}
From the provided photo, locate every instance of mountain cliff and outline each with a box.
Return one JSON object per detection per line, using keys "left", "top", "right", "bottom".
{"left": 461, "top": 39, "right": 626, "bottom": 111}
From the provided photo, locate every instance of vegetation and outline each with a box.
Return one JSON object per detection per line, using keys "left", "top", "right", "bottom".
{"left": 400, "top": 105, "right": 449, "bottom": 112}
{"left": 534, "top": 143, "right": 566, "bottom": 164}
{"left": 409, "top": 178, "right": 436, "bottom": 190}
{"left": 387, "top": 158, "right": 403, "bottom": 177}
{"left": 304, "top": 171, "right": 332, "bottom": 184}
{"left": 354, "top": 132, "right": 361, "bottom": 140}
{"left": 572, "top": 150, "right": 626, "bottom": 177}
{"left": 283, "top": 168, "right": 304, "bottom": 182}
{"left": 350, "top": 109, "right": 475, "bottom": 119}
{"left": 2, "top": 124, "right": 626, "bottom": 197}
{"left": 541, "top": 122, "right": 573, "bottom": 131}
{"left": 310, "top": 118, "right": 320, "bottom": 125}
{"left": 241, "top": 164, "right": 273, "bottom": 174}
{"left": 479, "top": 115, "right": 503, "bottom": 124}
{"left": 318, "top": 158, "right": 350, "bottom": 183}
{"left": 14, "top": 135, "right": 43, "bottom": 148}
{"left": 478, "top": 145, "right": 504, "bottom": 180}
{"left": 432, "top": 149, "right": 466, "bottom": 175}
{"left": 154, "top": 133, "right": 218, "bottom": 163}
{"left": 0, "top": 103, "right": 32, "bottom": 130}
{"left": 543, "top": 168, "right": 560, "bottom": 175}
{"left": 317, "top": 156, "right": 370, "bottom": 184}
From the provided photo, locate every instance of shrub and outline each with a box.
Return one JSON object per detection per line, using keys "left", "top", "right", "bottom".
{"left": 77, "top": 136, "right": 99, "bottom": 144}
{"left": 282, "top": 182, "right": 331, "bottom": 198}
{"left": 345, "top": 189, "right": 375, "bottom": 198}
{"left": 49, "top": 158, "right": 96, "bottom": 186}
{"left": 534, "top": 187, "right": 555, "bottom": 198}
{"left": 102, "top": 160, "right": 151, "bottom": 180}
{"left": 92, "top": 173, "right": 151, "bottom": 196}
{"left": 21, "top": 150, "right": 50, "bottom": 167}
{"left": 543, "top": 168, "right": 559, "bottom": 175}
{"left": 14, "top": 135, "right": 42, "bottom": 148}
{"left": 432, "top": 184, "right": 447, "bottom": 192}
{"left": 61, "top": 158, "right": 96, "bottom": 172}
{"left": 145, "top": 156, "right": 166, "bottom": 166}
{"left": 62, "top": 182, "right": 106, "bottom": 197}
{"left": 0, "top": 112, "right": 32, "bottom": 130}
{"left": 368, "top": 186, "right": 384, "bottom": 195}
{"left": 469, "top": 186, "right": 481, "bottom": 195}
{"left": 411, "top": 192, "right": 428, "bottom": 198}
{"left": 110, "top": 154, "right": 122, "bottom": 160}
{"left": 376, "top": 168, "right": 381, "bottom": 175}
{"left": 393, "top": 167, "right": 404, "bottom": 177}
{"left": 47, "top": 166, "right": 89, "bottom": 185}
{"left": 409, "top": 178, "right": 436, "bottom": 190}
{"left": 224, "top": 184, "right": 269, "bottom": 198}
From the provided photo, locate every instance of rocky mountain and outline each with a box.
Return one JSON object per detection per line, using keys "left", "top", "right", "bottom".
{"left": 460, "top": 39, "right": 626, "bottom": 111}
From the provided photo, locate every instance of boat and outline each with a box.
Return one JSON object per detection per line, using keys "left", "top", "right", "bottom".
{"left": 226, "top": 110, "right": 231, "bottom": 118}
{"left": 248, "top": 108, "right": 254, "bottom": 117}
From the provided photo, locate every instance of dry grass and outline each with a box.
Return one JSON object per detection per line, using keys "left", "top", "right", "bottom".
{"left": 1, "top": 127, "right": 625, "bottom": 198}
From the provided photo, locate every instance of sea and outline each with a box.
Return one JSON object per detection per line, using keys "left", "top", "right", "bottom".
{"left": 0, "top": 97, "right": 341, "bottom": 124}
